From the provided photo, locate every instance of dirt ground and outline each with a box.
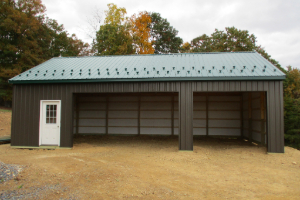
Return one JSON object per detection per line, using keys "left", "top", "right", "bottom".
{"left": 1, "top": 110, "right": 300, "bottom": 199}
{"left": 0, "top": 135, "right": 299, "bottom": 199}
{"left": 0, "top": 107, "right": 11, "bottom": 137}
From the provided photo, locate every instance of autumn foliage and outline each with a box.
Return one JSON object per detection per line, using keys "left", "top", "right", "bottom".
{"left": 129, "top": 12, "right": 154, "bottom": 54}
{"left": 94, "top": 4, "right": 182, "bottom": 55}
{"left": 94, "top": 3, "right": 133, "bottom": 55}
{"left": 104, "top": 3, "right": 127, "bottom": 26}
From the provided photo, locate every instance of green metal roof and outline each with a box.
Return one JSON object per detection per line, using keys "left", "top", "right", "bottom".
{"left": 9, "top": 52, "right": 286, "bottom": 84}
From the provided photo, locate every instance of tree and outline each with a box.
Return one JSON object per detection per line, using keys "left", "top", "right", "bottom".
{"left": 180, "top": 42, "right": 192, "bottom": 53}
{"left": 129, "top": 11, "right": 154, "bottom": 54}
{"left": 104, "top": 3, "right": 127, "bottom": 26}
{"left": 186, "top": 26, "right": 284, "bottom": 73}
{"left": 284, "top": 67, "right": 300, "bottom": 149}
{"left": 93, "top": 7, "right": 183, "bottom": 55}
{"left": 41, "top": 18, "right": 90, "bottom": 57}
{"left": 284, "top": 66, "right": 300, "bottom": 99}
{"left": 94, "top": 3, "right": 133, "bottom": 55}
{"left": 0, "top": 0, "right": 46, "bottom": 101}
{"left": 190, "top": 27, "right": 256, "bottom": 52}
{"left": 0, "top": 0, "right": 89, "bottom": 102}
{"left": 95, "top": 24, "right": 133, "bottom": 55}
{"left": 150, "top": 12, "right": 183, "bottom": 54}
{"left": 190, "top": 34, "right": 214, "bottom": 52}
{"left": 66, "top": 34, "right": 90, "bottom": 57}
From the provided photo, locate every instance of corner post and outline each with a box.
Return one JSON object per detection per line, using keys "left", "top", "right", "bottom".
{"left": 266, "top": 81, "right": 284, "bottom": 153}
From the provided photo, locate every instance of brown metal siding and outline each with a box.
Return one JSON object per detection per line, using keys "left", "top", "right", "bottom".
{"left": 32, "top": 85, "right": 39, "bottom": 146}
{"left": 11, "top": 86, "right": 18, "bottom": 145}
{"left": 279, "top": 81, "right": 284, "bottom": 151}
{"left": 179, "top": 82, "right": 193, "bottom": 150}
{"left": 11, "top": 81, "right": 284, "bottom": 152}
{"left": 10, "top": 86, "right": 15, "bottom": 144}
{"left": 275, "top": 82, "right": 281, "bottom": 152}
{"left": 193, "top": 81, "right": 273, "bottom": 92}
{"left": 267, "top": 82, "right": 275, "bottom": 151}
{"left": 265, "top": 81, "right": 284, "bottom": 153}
{"left": 11, "top": 85, "right": 39, "bottom": 146}
{"left": 276, "top": 81, "right": 284, "bottom": 153}
{"left": 60, "top": 85, "right": 68, "bottom": 147}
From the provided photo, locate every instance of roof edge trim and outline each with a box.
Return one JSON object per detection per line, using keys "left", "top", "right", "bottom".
{"left": 9, "top": 76, "right": 286, "bottom": 84}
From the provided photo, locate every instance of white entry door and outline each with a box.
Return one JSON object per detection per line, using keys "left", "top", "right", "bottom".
{"left": 40, "top": 101, "right": 61, "bottom": 146}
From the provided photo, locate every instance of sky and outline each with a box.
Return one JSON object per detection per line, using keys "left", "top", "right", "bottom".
{"left": 42, "top": 0, "right": 300, "bottom": 70}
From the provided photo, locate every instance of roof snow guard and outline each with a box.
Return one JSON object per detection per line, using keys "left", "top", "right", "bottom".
{"left": 9, "top": 52, "right": 286, "bottom": 84}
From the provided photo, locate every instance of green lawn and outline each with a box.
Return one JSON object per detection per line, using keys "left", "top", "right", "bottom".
{"left": 0, "top": 108, "right": 12, "bottom": 112}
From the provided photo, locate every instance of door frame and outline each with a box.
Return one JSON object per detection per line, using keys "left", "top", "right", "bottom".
{"left": 39, "top": 100, "right": 61, "bottom": 146}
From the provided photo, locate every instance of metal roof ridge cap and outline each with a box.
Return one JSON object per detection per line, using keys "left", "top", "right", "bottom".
{"left": 38, "top": 51, "right": 260, "bottom": 61}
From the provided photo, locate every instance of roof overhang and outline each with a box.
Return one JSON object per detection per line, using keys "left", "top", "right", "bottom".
{"left": 9, "top": 76, "right": 286, "bottom": 84}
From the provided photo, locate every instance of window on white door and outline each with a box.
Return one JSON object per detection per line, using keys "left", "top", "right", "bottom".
{"left": 46, "top": 105, "right": 57, "bottom": 124}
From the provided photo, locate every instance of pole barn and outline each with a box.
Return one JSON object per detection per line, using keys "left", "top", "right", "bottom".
{"left": 9, "top": 52, "right": 286, "bottom": 153}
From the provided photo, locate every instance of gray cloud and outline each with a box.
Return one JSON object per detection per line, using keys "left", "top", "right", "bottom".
{"left": 42, "top": 0, "right": 300, "bottom": 69}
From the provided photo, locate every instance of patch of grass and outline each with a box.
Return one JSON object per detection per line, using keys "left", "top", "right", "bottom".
{"left": 0, "top": 108, "right": 12, "bottom": 112}
{"left": 18, "top": 184, "right": 23, "bottom": 189}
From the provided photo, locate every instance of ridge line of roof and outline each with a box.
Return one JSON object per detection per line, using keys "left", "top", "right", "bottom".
{"left": 53, "top": 51, "right": 257, "bottom": 59}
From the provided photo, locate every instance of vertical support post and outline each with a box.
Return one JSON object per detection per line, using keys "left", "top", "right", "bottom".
{"left": 248, "top": 93, "right": 252, "bottom": 142}
{"left": 266, "top": 81, "right": 285, "bottom": 153}
{"left": 75, "top": 95, "right": 79, "bottom": 135}
{"left": 240, "top": 94, "right": 243, "bottom": 138}
{"left": 171, "top": 95, "right": 174, "bottom": 136}
{"left": 206, "top": 94, "right": 209, "bottom": 136}
{"left": 260, "top": 92, "right": 266, "bottom": 146}
{"left": 179, "top": 82, "right": 193, "bottom": 151}
{"left": 138, "top": 95, "right": 141, "bottom": 135}
{"left": 106, "top": 95, "right": 109, "bottom": 135}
